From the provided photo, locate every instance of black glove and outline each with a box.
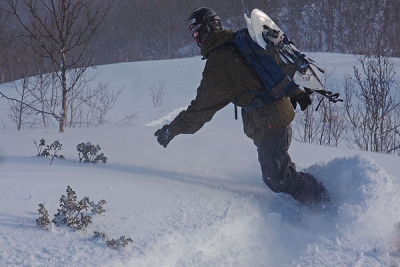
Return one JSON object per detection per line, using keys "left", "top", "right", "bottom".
{"left": 290, "top": 91, "right": 312, "bottom": 111}
{"left": 154, "top": 125, "right": 174, "bottom": 148}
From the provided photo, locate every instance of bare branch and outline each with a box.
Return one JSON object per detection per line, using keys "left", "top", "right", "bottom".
{"left": 0, "top": 91, "right": 61, "bottom": 121}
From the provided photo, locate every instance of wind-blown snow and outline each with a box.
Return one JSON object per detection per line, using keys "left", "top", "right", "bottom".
{"left": 0, "top": 53, "right": 399, "bottom": 267}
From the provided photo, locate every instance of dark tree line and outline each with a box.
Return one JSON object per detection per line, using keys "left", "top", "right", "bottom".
{"left": 1, "top": 0, "right": 399, "bottom": 84}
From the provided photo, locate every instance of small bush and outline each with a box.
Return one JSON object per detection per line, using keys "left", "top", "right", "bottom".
{"left": 93, "top": 231, "right": 109, "bottom": 240}
{"left": 94, "top": 231, "right": 133, "bottom": 249}
{"left": 37, "top": 186, "right": 106, "bottom": 231}
{"left": 77, "top": 142, "right": 108, "bottom": 164}
{"left": 52, "top": 186, "right": 92, "bottom": 231}
{"left": 36, "top": 186, "right": 133, "bottom": 250}
{"left": 36, "top": 204, "right": 51, "bottom": 230}
{"left": 34, "top": 139, "right": 64, "bottom": 164}
{"left": 107, "top": 236, "right": 134, "bottom": 249}
{"left": 90, "top": 199, "right": 107, "bottom": 214}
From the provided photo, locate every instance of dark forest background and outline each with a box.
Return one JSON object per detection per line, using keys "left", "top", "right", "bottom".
{"left": 1, "top": 0, "right": 399, "bottom": 84}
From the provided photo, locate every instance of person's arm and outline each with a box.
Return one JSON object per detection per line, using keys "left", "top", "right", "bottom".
{"left": 155, "top": 52, "right": 239, "bottom": 147}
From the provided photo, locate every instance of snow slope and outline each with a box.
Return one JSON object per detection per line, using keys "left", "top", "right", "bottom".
{"left": 0, "top": 54, "right": 399, "bottom": 267}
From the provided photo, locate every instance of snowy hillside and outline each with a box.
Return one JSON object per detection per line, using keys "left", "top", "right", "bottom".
{"left": 0, "top": 54, "right": 399, "bottom": 267}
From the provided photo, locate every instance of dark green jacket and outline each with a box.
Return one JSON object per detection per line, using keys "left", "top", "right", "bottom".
{"left": 169, "top": 29, "right": 300, "bottom": 141}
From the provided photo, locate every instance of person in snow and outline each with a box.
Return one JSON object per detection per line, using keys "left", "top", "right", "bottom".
{"left": 154, "top": 7, "right": 330, "bottom": 207}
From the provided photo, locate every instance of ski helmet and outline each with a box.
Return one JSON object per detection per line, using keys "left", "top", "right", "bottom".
{"left": 187, "top": 7, "right": 221, "bottom": 46}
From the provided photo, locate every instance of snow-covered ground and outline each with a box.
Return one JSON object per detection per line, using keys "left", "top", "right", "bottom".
{"left": 0, "top": 53, "right": 399, "bottom": 267}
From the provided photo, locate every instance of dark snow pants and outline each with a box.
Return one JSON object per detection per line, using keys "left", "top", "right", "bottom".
{"left": 254, "top": 126, "right": 300, "bottom": 194}
{"left": 253, "top": 126, "right": 328, "bottom": 204}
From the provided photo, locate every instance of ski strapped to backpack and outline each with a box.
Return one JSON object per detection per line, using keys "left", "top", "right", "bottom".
{"left": 233, "top": 9, "right": 342, "bottom": 117}
{"left": 262, "top": 27, "right": 343, "bottom": 110}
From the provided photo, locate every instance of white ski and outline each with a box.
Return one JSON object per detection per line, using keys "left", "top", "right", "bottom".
{"left": 244, "top": 9, "right": 323, "bottom": 91}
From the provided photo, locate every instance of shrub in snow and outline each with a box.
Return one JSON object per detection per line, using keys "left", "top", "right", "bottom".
{"left": 93, "top": 231, "right": 109, "bottom": 240}
{"left": 34, "top": 139, "right": 65, "bottom": 164}
{"left": 36, "top": 186, "right": 106, "bottom": 231}
{"left": 52, "top": 186, "right": 94, "bottom": 231}
{"left": 94, "top": 231, "right": 133, "bottom": 249}
{"left": 77, "top": 142, "right": 108, "bottom": 164}
{"left": 36, "top": 186, "right": 133, "bottom": 250}
{"left": 107, "top": 236, "right": 133, "bottom": 249}
{"left": 36, "top": 204, "right": 51, "bottom": 230}
{"left": 90, "top": 199, "right": 107, "bottom": 214}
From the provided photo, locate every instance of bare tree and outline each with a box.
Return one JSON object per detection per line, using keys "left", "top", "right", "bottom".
{"left": 114, "top": 111, "right": 139, "bottom": 126}
{"left": 315, "top": 72, "right": 347, "bottom": 147}
{"left": 316, "top": 93, "right": 347, "bottom": 147}
{"left": 64, "top": 76, "right": 123, "bottom": 128}
{"left": 148, "top": 79, "right": 165, "bottom": 107}
{"left": 0, "top": 77, "right": 61, "bottom": 129}
{"left": 345, "top": 53, "right": 400, "bottom": 154}
{"left": 293, "top": 98, "right": 322, "bottom": 144}
{"left": 293, "top": 71, "right": 345, "bottom": 147}
{"left": 4, "top": 0, "right": 113, "bottom": 132}
{"left": 26, "top": 59, "right": 61, "bottom": 128}
{"left": 7, "top": 77, "right": 37, "bottom": 131}
{"left": 81, "top": 81, "right": 123, "bottom": 127}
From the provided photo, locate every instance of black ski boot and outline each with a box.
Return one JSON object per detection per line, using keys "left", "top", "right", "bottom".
{"left": 289, "top": 172, "right": 331, "bottom": 209}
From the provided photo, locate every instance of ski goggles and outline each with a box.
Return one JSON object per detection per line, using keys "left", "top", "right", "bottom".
{"left": 189, "top": 22, "right": 203, "bottom": 46}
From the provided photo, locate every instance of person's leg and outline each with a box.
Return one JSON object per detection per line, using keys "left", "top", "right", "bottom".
{"left": 253, "top": 126, "right": 298, "bottom": 193}
{"left": 254, "top": 126, "right": 330, "bottom": 206}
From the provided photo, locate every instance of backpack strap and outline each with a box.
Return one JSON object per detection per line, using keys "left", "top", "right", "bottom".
{"left": 270, "top": 76, "right": 297, "bottom": 99}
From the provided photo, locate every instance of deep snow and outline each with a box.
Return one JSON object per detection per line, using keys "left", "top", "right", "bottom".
{"left": 0, "top": 53, "right": 399, "bottom": 267}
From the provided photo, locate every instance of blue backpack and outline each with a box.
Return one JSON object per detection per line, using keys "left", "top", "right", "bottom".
{"left": 232, "top": 28, "right": 298, "bottom": 118}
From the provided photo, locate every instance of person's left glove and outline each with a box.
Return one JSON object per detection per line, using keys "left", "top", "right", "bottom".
{"left": 154, "top": 124, "right": 174, "bottom": 148}
{"left": 290, "top": 90, "right": 312, "bottom": 111}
